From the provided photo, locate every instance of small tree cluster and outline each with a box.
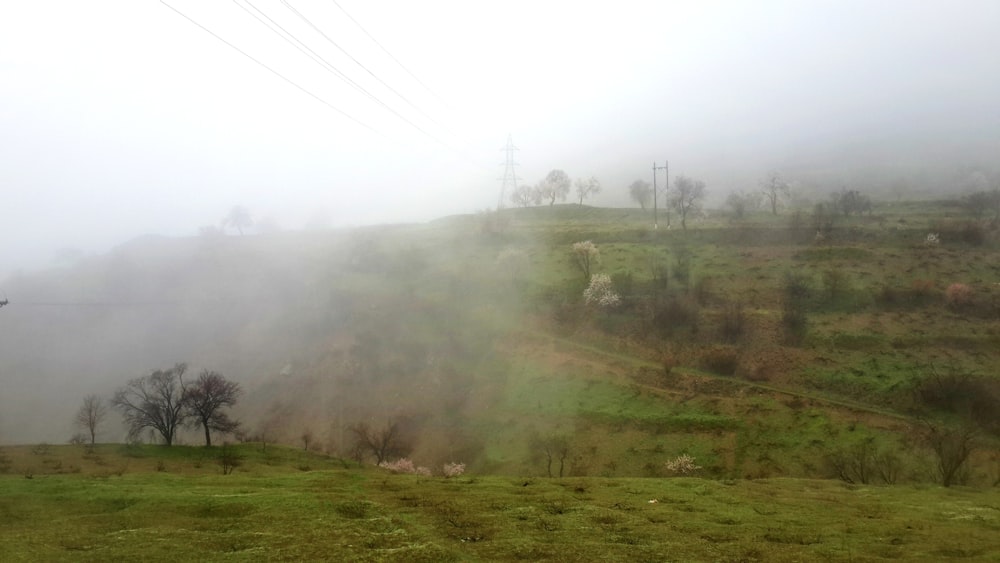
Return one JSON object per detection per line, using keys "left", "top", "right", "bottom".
{"left": 826, "top": 438, "right": 902, "bottom": 485}
{"left": 664, "top": 454, "right": 701, "bottom": 475}
{"left": 111, "top": 363, "right": 241, "bottom": 447}
{"left": 583, "top": 274, "right": 621, "bottom": 308}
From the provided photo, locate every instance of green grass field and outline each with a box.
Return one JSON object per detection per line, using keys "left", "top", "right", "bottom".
{"left": 2, "top": 444, "right": 999, "bottom": 562}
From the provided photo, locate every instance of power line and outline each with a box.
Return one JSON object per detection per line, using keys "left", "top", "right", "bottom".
{"left": 159, "top": 0, "right": 380, "bottom": 135}
{"left": 280, "top": 0, "right": 445, "bottom": 131}
{"left": 329, "top": 0, "right": 447, "bottom": 106}
{"left": 235, "top": 1, "right": 382, "bottom": 111}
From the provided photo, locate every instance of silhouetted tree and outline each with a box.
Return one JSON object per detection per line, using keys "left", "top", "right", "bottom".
{"left": 575, "top": 176, "right": 601, "bottom": 205}
{"left": 75, "top": 394, "right": 107, "bottom": 445}
{"left": 629, "top": 179, "right": 652, "bottom": 209}
{"left": 112, "top": 363, "right": 189, "bottom": 446}
{"left": 348, "top": 420, "right": 411, "bottom": 464}
{"left": 183, "top": 370, "right": 241, "bottom": 447}
{"left": 669, "top": 176, "right": 706, "bottom": 230}
{"left": 760, "top": 170, "right": 790, "bottom": 215}
{"left": 917, "top": 419, "right": 978, "bottom": 487}
{"left": 531, "top": 434, "right": 570, "bottom": 477}
{"left": 223, "top": 205, "right": 253, "bottom": 235}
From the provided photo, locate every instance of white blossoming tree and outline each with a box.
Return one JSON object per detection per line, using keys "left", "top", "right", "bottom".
{"left": 584, "top": 273, "right": 621, "bottom": 309}
{"left": 572, "top": 241, "right": 600, "bottom": 280}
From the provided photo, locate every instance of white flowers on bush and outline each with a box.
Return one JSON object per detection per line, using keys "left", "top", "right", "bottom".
{"left": 583, "top": 273, "right": 621, "bottom": 308}
{"left": 378, "top": 458, "right": 431, "bottom": 476}
{"left": 664, "top": 454, "right": 701, "bottom": 475}
{"left": 442, "top": 462, "right": 466, "bottom": 478}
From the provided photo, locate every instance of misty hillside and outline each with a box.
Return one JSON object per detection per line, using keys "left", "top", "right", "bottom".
{"left": 2, "top": 201, "right": 1000, "bottom": 483}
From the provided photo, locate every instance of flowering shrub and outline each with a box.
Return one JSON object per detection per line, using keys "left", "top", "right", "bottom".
{"left": 583, "top": 273, "right": 621, "bottom": 308}
{"left": 378, "top": 458, "right": 431, "bottom": 476}
{"left": 664, "top": 454, "right": 701, "bottom": 475}
{"left": 944, "top": 283, "right": 973, "bottom": 308}
{"left": 442, "top": 462, "right": 466, "bottom": 478}
{"left": 572, "top": 241, "right": 600, "bottom": 279}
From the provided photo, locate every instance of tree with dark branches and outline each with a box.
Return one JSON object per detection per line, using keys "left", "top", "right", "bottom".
{"left": 760, "top": 170, "right": 790, "bottom": 215}
{"left": 347, "top": 420, "right": 411, "bottom": 465}
{"left": 183, "top": 370, "right": 242, "bottom": 447}
{"left": 75, "top": 394, "right": 107, "bottom": 445}
{"left": 669, "top": 175, "right": 707, "bottom": 230}
{"left": 112, "top": 363, "right": 189, "bottom": 446}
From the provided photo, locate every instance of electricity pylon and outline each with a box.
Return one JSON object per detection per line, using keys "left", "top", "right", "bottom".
{"left": 497, "top": 134, "right": 520, "bottom": 210}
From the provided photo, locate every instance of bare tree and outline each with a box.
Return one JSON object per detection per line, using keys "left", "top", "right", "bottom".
{"left": 536, "top": 169, "right": 571, "bottom": 206}
{"left": 223, "top": 205, "right": 253, "bottom": 236}
{"left": 726, "top": 190, "right": 761, "bottom": 219}
{"left": 112, "top": 363, "right": 189, "bottom": 446}
{"left": 75, "top": 394, "right": 107, "bottom": 445}
{"left": 183, "top": 370, "right": 241, "bottom": 447}
{"left": 509, "top": 185, "right": 535, "bottom": 208}
{"left": 760, "top": 171, "right": 790, "bottom": 215}
{"left": 348, "top": 420, "right": 411, "bottom": 464}
{"left": 918, "top": 419, "right": 978, "bottom": 487}
{"left": 574, "top": 176, "right": 601, "bottom": 205}
{"left": 531, "top": 434, "right": 570, "bottom": 477}
{"left": 628, "top": 179, "right": 652, "bottom": 209}
{"left": 669, "top": 176, "right": 706, "bottom": 230}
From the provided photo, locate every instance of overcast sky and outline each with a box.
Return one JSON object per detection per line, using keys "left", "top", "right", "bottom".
{"left": 2, "top": 0, "right": 999, "bottom": 274}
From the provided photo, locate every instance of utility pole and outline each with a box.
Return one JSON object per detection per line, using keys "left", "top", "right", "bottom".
{"left": 652, "top": 161, "right": 668, "bottom": 229}
{"left": 497, "top": 134, "right": 520, "bottom": 211}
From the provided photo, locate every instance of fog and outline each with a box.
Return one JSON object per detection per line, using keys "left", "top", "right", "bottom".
{"left": 1, "top": 1, "right": 997, "bottom": 273}
{"left": 2, "top": 1, "right": 1000, "bottom": 445}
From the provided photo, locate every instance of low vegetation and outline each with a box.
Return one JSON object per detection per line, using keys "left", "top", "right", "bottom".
{"left": 1, "top": 444, "right": 999, "bottom": 561}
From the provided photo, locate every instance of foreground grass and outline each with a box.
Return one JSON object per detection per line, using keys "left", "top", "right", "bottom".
{"left": 1, "top": 445, "right": 999, "bottom": 561}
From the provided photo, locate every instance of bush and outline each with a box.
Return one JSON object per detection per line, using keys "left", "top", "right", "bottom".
{"left": 443, "top": 462, "right": 466, "bottom": 478}
{"left": 664, "top": 454, "right": 701, "bottom": 475}
{"left": 699, "top": 345, "right": 739, "bottom": 376}
{"left": 944, "top": 283, "right": 973, "bottom": 309}
{"left": 650, "top": 296, "right": 699, "bottom": 336}
{"left": 719, "top": 300, "right": 747, "bottom": 343}
{"left": 378, "top": 458, "right": 431, "bottom": 476}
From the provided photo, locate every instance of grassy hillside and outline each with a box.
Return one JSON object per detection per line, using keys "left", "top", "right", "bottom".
{"left": 1, "top": 444, "right": 999, "bottom": 562}
{"left": 2, "top": 200, "right": 999, "bottom": 486}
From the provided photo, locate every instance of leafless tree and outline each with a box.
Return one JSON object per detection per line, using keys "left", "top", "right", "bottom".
{"left": 531, "top": 434, "right": 570, "bottom": 477}
{"left": 628, "top": 179, "right": 652, "bottom": 209}
{"left": 112, "top": 363, "right": 189, "bottom": 446}
{"left": 669, "top": 176, "right": 707, "bottom": 230}
{"left": 574, "top": 176, "right": 601, "bottom": 205}
{"left": 509, "top": 185, "right": 535, "bottom": 208}
{"left": 917, "top": 419, "right": 978, "bottom": 487}
{"left": 348, "top": 420, "right": 411, "bottom": 465}
{"left": 223, "top": 205, "right": 253, "bottom": 236}
{"left": 75, "top": 394, "right": 107, "bottom": 445}
{"left": 760, "top": 170, "right": 790, "bottom": 215}
{"left": 183, "top": 370, "right": 241, "bottom": 447}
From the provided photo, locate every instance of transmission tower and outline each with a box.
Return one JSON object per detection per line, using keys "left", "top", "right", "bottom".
{"left": 497, "top": 134, "right": 520, "bottom": 210}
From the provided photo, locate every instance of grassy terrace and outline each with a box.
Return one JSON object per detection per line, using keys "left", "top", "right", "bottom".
{"left": 1, "top": 444, "right": 999, "bottom": 562}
